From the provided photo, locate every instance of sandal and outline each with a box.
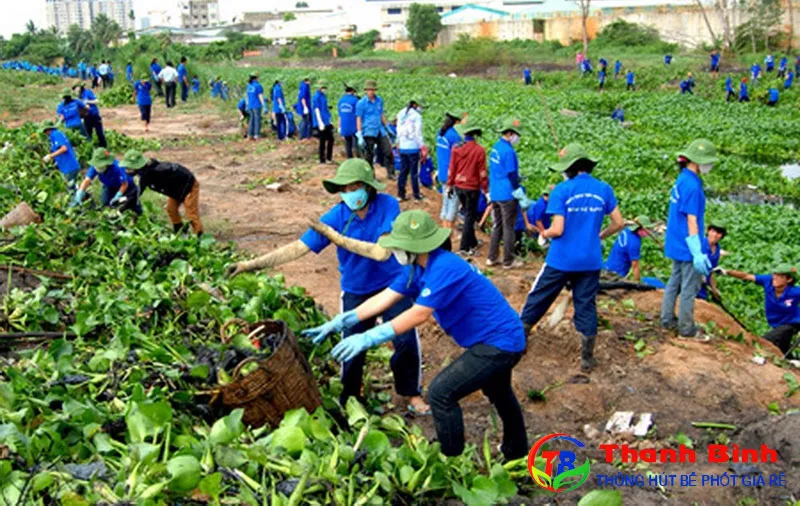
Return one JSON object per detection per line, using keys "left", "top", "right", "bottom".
{"left": 407, "top": 404, "right": 432, "bottom": 416}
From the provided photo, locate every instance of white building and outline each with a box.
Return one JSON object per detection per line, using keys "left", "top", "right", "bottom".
{"left": 178, "top": 0, "right": 220, "bottom": 29}
{"left": 441, "top": 4, "right": 509, "bottom": 25}
{"left": 45, "top": 0, "right": 135, "bottom": 33}
{"left": 261, "top": 7, "right": 355, "bottom": 42}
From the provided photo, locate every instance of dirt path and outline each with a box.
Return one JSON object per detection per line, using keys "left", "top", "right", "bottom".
{"left": 87, "top": 101, "right": 800, "bottom": 503}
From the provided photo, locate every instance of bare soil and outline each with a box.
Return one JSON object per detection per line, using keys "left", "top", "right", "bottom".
{"left": 41, "top": 98, "right": 800, "bottom": 504}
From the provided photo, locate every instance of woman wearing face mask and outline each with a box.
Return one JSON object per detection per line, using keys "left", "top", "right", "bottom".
{"left": 309, "top": 210, "right": 528, "bottom": 460}
{"left": 226, "top": 159, "right": 429, "bottom": 414}
{"left": 660, "top": 139, "right": 718, "bottom": 340}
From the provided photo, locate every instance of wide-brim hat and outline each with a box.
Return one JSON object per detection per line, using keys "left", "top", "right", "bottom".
{"left": 772, "top": 263, "right": 797, "bottom": 280}
{"left": 550, "top": 143, "right": 598, "bottom": 172}
{"left": 634, "top": 215, "right": 654, "bottom": 229}
{"left": 61, "top": 88, "right": 72, "bottom": 97}
{"left": 89, "top": 148, "right": 115, "bottom": 170}
{"left": 316, "top": 80, "right": 327, "bottom": 88}
{"left": 708, "top": 220, "right": 728, "bottom": 236}
{"left": 378, "top": 210, "right": 451, "bottom": 254}
{"left": 364, "top": 79, "right": 378, "bottom": 90}
{"left": 249, "top": 72, "right": 259, "bottom": 79}
{"left": 40, "top": 120, "right": 58, "bottom": 132}
{"left": 140, "top": 74, "right": 149, "bottom": 80}
{"left": 498, "top": 118, "right": 524, "bottom": 136}
{"left": 676, "top": 138, "right": 719, "bottom": 165}
{"left": 456, "top": 123, "right": 482, "bottom": 136}
{"left": 323, "top": 158, "right": 386, "bottom": 194}
{"left": 121, "top": 149, "right": 148, "bottom": 170}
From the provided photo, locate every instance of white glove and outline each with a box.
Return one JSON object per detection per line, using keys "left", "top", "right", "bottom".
{"left": 712, "top": 266, "right": 727, "bottom": 276}
{"left": 303, "top": 105, "right": 309, "bottom": 115}
{"left": 43, "top": 154, "right": 53, "bottom": 163}
{"left": 537, "top": 234, "right": 549, "bottom": 248}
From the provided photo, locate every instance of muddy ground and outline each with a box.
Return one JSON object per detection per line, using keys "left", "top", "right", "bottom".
{"left": 9, "top": 91, "right": 800, "bottom": 505}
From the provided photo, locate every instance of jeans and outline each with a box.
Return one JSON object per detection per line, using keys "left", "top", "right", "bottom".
{"left": 398, "top": 152, "right": 420, "bottom": 199}
{"left": 340, "top": 290, "right": 421, "bottom": 403}
{"left": 343, "top": 135, "right": 359, "bottom": 158}
{"left": 488, "top": 199, "right": 518, "bottom": 266}
{"left": 164, "top": 82, "right": 177, "bottom": 108}
{"left": 428, "top": 344, "right": 527, "bottom": 459}
{"left": 660, "top": 260, "right": 703, "bottom": 336}
{"left": 300, "top": 113, "right": 312, "bottom": 139}
{"left": 248, "top": 108, "right": 262, "bottom": 138}
{"left": 318, "top": 125, "right": 334, "bottom": 163}
{"left": 763, "top": 323, "right": 800, "bottom": 355}
{"left": 521, "top": 264, "right": 600, "bottom": 337}
{"left": 180, "top": 81, "right": 188, "bottom": 102}
{"left": 363, "top": 135, "right": 395, "bottom": 176}
{"left": 274, "top": 112, "right": 286, "bottom": 140}
{"left": 456, "top": 188, "right": 480, "bottom": 251}
{"left": 83, "top": 114, "right": 106, "bottom": 147}
{"left": 101, "top": 184, "right": 142, "bottom": 215}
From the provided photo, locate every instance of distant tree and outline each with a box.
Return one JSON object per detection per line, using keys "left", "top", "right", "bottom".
{"left": 92, "top": 14, "right": 123, "bottom": 47}
{"left": 295, "top": 1, "right": 309, "bottom": 7}
{"left": 67, "top": 24, "right": 97, "bottom": 58}
{"left": 406, "top": 3, "right": 442, "bottom": 51}
{"left": 572, "top": 0, "right": 590, "bottom": 56}
{"left": 26, "top": 20, "right": 37, "bottom": 35}
{"left": 283, "top": 12, "right": 297, "bottom": 22}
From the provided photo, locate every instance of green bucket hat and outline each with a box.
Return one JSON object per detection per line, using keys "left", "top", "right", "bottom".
{"left": 40, "top": 120, "right": 58, "bottom": 133}
{"left": 378, "top": 210, "right": 451, "bottom": 254}
{"left": 316, "top": 80, "right": 327, "bottom": 88}
{"left": 344, "top": 82, "right": 355, "bottom": 91}
{"left": 498, "top": 118, "right": 523, "bottom": 136}
{"left": 634, "top": 215, "right": 654, "bottom": 229}
{"left": 550, "top": 143, "right": 598, "bottom": 172}
{"left": 364, "top": 79, "right": 378, "bottom": 90}
{"left": 61, "top": 88, "right": 72, "bottom": 97}
{"left": 89, "top": 148, "right": 115, "bottom": 172}
{"left": 708, "top": 220, "right": 728, "bottom": 236}
{"left": 121, "top": 149, "right": 148, "bottom": 170}
{"left": 772, "top": 263, "right": 797, "bottom": 280}
{"left": 322, "top": 159, "right": 386, "bottom": 194}
{"left": 249, "top": 72, "right": 259, "bottom": 79}
{"left": 456, "top": 123, "right": 482, "bottom": 136}
{"left": 677, "top": 139, "right": 719, "bottom": 165}
{"left": 445, "top": 111, "right": 462, "bottom": 121}
{"left": 140, "top": 74, "right": 149, "bottom": 80}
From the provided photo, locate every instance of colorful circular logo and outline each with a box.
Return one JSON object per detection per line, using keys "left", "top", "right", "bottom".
{"left": 528, "top": 433, "right": 591, "bottom": 492}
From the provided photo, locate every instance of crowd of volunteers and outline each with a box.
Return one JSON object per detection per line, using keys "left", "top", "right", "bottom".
{"left": 28, "top": 50, "right": 798, "bottom": 463}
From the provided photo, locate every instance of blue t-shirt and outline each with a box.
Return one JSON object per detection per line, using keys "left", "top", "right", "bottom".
{"left": 237, "top": 98, "right": 247, "bottom": 114}
{"left": 247, "top": 81, "right": 263, "bottom": 110}
{"left": 786, "top": 72, "right": 794, "bottom": 88}
{"left": 57, "top": 99, "right": 87, "bottom": 128}
{"left": 79, "top": 88, "right": 100, "bottom": 117}
{"left": 87, "top": 161, "right": 134, "bottom": 189}
{"left": 546, "top": 173, "right": 618, "bottom": 272}
{"left": 312, "top": 90, "right": 331, "bottom": 127}
{"left": 177, "top": 63, "right": 187, "bottom": 80}
{"left": 297, "top": 81, "right": 311, "bottom": 111}
{"left": 271, "top": 84, "right": 285, "bottom": 113}
{"left": 626, "top": 71, "right": 635, "bottom": 84}
{"left": 126, "top": 64, "right": 133, "bottom": 79}
{"left": 135, "top": 81, "right": 152, "bottom": 106}
{"left": 523, "top": 68, "right": 531, "bottom": 79}
{"left": 150, "top": 62, "right": 161, "bottom": 79}
{"left": 664, "top": 168, "right": 705, "bottom": 262}
{"left": 390, "top": 248, "right": 525, "bottom": 353}
{"left": 697, "top": 238, "right": 721, "bottom": 299}
{"left": 768, "top": 88, "right": 779, "bottom": 102}
{"left": 711, "top": 53, "right": 721, "bottom": 66}
{"left": 338, "top": 94, "right": 359, "bottom": 136}
{"left": 300, "top": 193, "right": 402, "bottom": 295}
{"left": 752, "top": 64, "right": 761, "bottom": 76}
{"left": 355, "top": 95, "right": 385, "bottom": 137}
{"left": 665, "top": 55, "right": 673, "bottom": 64}
{"left": 435, "top": 126, "right": 462, "bottom": 184}
{"left": 191, "top": 78, "right": 200, "bottom": 92}
{"left": 755, "top": 275, "right": 800, "bottom": 327}
{"left": 528, "top": 196, "right": 551, "bottom": 229}
{"left": 599, "top": 70, "right": 606, "bottom": 82}
{"left": 611, "top": 109, "right": 625, "bottom": 122}
{"left": 725, "top": 77, "right": 733, "bottom": 92}
{"left": 488, "top": 138, "right": 519, "bottom": 202}
{"left": 779, "top": 57, "right": 788, "bottom": 70}
{"left": 49, "top": 130, "right": 79, "bottom": 175}
{"left": 614, "top": 61, "right": 622, "bottom": 73}
{"left": 604, "top": 228, "right": 641, "bottom": 277}
{"left": 740, "top": 82, "right": 749, "bottom": 99}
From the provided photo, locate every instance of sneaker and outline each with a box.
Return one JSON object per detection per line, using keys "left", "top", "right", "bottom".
{"left": 678, "top": 333, "right": 712, "bottom": 342}
{"left": 503, "top": 259, "right": 524, "bottom": 270}
{"left": 486, "top": 259, "right": 497, "bottom": 267}
{"left": 414, "top": 195, "right": 424, "bottom": 201}
{"left": 457, "top": 249, "right": 476, "bottom": 257}
{"left": 396, "top": 196, "right": 408, "bottom": 202}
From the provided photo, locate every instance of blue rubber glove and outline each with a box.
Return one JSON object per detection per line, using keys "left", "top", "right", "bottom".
{"left": 511, "top": 187, "right": 533, "bottom": 210}
{"left": 301, "top": 310, "right": 360, "bottom": 345}
{"left": 331, "top": 322, "right": 396, "bottom": 363}
{"left": 70, "top": 189, "right": 85, "bottom": 208}
{"left": 109, "top": 191, "right": 124, "bottom": 206}
{"left": 686, "top": 234, "right": 711, "bottom": 276}
{"left": 356, "top": 131, "right": 366, "bottom": 149}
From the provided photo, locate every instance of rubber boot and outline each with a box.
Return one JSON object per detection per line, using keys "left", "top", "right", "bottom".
{"left": 580, "top": 334, "right": 596, "bottom": 372}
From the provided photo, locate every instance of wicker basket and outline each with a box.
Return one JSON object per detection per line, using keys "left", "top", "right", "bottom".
{"left": 0, "top": 202, "right": 41, "bottom": 230}
{"left": 212, "top": 319, "right": 322, "bottom": 428}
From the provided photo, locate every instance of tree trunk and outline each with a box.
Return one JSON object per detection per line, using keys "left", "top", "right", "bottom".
{"left": 696, "top": 0, "right": 718, "bottom": 44}
{"left": 716, "top": 0, "right": 733, "bottom": 51}
{"left": 788, "top": 0, "right": 795, "bottom": 51}
{"left": 751, "top": 30, "right": 757, "bottom": 52}
{"left": 581, "top": 0, "right": 590, "bottom": 56}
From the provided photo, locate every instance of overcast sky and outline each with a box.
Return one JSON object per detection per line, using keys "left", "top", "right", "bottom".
{"left": 1, "top": 0, "right": 375, "bottom": 37}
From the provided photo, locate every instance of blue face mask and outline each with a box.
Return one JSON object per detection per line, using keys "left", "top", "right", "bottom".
{"left": 341, "top": 187, "right": 369, "bottom": 211}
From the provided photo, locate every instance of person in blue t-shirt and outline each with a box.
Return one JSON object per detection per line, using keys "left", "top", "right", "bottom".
{"left": 356, "top": 79, "right": 395, "bottom": 178}
{"left": 778, "top": 56, "right": 788, "bottom": 78}
{"left": 739, "top": 78, "right": 750, "bottom": 102}
{"left": 488, "top": 118, "right": 529, "bottom": 270}
{"left": 665, "top": 54, "right": 673, "bottom": 65}
{"left": 133, "top": 75, "right": 153, "bottom": 132}
{"left": 626, "top": 70, "right": 635, "bottom": 90}
{"left": 603, "top": 216, "right": 653, "bottom": 282}
{"left": 767, "top": 87, "right": 779, "bottom": 106}
{"left": 246, "top": 74, "right": 265, "bottom": 140}
{"left": 41, "top": 122, "right": 81, "bottom": 190}
{"left": 338, "top": 84, "right": 360, "bottom": 159}
{"left": 296, "top": 77, "right": 312, "bottom": 139}
{"left": 177, "top": 57, "right": 189, "bottom": 102}
{"left": 271, "top": 78, "right": 287, "bottom": 140}
{"left": 56, "top": 88, "right": 90, "bottom": 138}
{"left": 765, "top": 53, "right": 775, "bottom": 72}
{"left": 725, "top": 76, "right": 735, "bottom": 101}
{"left": 614, "top": 60, "right": 622, "bottom": 79}
{"left": 312, "top": 81, "right": 333, "bottom": 164}
{"left": 661, "top": 139, "right": 718, "bottom": 338}
{"left": 611, "top": 104, "right": 625, "bottom": 123}
{"left": 696, "top": 222, "right": 726, "bottom": 301}
{"left": 525, "top": 188, "right": 552, "bottom": 239}
{"left": 680, "top": 79, "right": 693, "bottom": 94}
{"left": 751, "top": 63, "right": 762, "bottom": 86}
{"left": 126, "top": 62, "right": 133, "bottom": 83}
{"left": 311, "top": 209, "right": 528, "bottom": 459}
{"left": 710, "top": 50, "right": 721, "bottom": 74}
{"left": 523, "top": 67, "right": 532, "bottom": 85}
{"left": 72, "top": 148, "right": 141, "bottom": 214}
{"left": 72, "top": 82, "right": 106, "bottom": 148}
{"left": 237, "top": 97, "right": 248, "bottom": 138}
{"left": 226, "top": 159, "right": 428, "bottom": 414}
{"left": 437, "top": 112, "right": 464, "bottom": 228}
{"left": 150, "top": 58, "right": 163, "bottom": 97}
{"left": 786, "top": 70, "right": 795, "bottom": 90}
{"left": 720, "top": 264, "right": 799, "bottom": 355}
{"left": 191, "top": 76, "right": 200, "bottom": 95}
{"left": 521, "top": 143, "right": 624, "bottom": 372}
{"left": 598, "top": 68, "right": 607, "bottom": 90}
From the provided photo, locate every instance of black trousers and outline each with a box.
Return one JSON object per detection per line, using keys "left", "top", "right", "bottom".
{"left": 164, "top": 82, "right": 177, "bottom": 108}
{"left": 763, "top": 323, "right": 800, "bottom": 355}
{"left": 83, "top": 114, "right": 107, "bottom": 148}
{"left": 343, "top": 135, "right": 359, "bottom": 158}
{"left": 427, "top": 344, "right": 527, "bottom": 459}
{"left": 318, "top": 126, "right": 334, "bottom": 163}
{"left": 456, "top": 188, "right": 480, "bottom": 251}
{"left": 363, "top": 134, "right": 395, "bottom": 177}
{"left": 180, "top": 81, "right": 189, "bottom": 102}
{"left": 488, "top": 199, "right": 518, "bottom": 266}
